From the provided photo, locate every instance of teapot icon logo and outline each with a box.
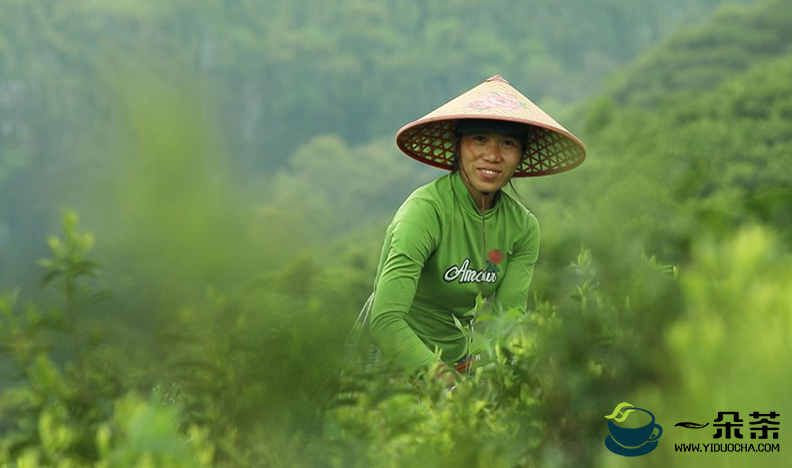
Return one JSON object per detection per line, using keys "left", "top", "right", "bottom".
{"left": 604, "top": 402, "right": 663, "bottom": 456}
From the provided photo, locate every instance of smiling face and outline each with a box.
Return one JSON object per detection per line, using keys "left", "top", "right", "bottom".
{"left": 457, "top": 131, "right": 523, "bottom": 205}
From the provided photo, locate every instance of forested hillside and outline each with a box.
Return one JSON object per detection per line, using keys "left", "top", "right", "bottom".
{"left": 1, "top": 0, "right": 790, "bottom": 466}
{"left": 0, "top": 0, "right": 752, "bottom": 169}
{"left": 0, "top": 0, "right": 755, "bottom": 306}
{"left": 524, "top": 0, "right": 792, "bottom": 266}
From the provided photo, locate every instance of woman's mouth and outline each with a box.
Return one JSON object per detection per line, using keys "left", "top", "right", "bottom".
{"left": 477, "top": 168, "right": 501, "bottom": 180}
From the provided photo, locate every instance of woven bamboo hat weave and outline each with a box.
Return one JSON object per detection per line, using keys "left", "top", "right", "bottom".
{"left": 396, "top": 75, "right": 586, "bottom": 177}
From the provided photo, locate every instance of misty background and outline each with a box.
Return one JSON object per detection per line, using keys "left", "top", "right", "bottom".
{"left": 1, "top": 0, "right": 790, "bottom": 466}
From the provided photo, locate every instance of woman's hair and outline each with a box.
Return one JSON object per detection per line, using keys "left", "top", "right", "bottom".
{"left": 450, "top": 135, "right": 462, "bottom": 172}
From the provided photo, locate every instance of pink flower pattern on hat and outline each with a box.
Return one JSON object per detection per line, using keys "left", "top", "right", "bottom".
{"left": 467, "top": 92, "right": 527, "bottom": 111}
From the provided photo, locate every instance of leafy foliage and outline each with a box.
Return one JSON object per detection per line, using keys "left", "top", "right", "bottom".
{"left": 0, "top": 214, "right": 211, "bottom": 467}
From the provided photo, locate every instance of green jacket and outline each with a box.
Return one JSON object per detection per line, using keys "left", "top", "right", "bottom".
{"left": 369, "top": 171, "right": 540, "bottom": 372}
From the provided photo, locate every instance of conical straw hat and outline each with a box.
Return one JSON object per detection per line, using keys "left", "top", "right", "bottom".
{"left": 396, "top": 75, "right": 586, "bottom": 177}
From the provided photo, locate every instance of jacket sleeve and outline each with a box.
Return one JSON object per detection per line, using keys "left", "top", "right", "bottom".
{"left": 368, "top": 197, "right": 441, "bottom": 373}
{"left": 493, "top": 212, "right": 540, "bottom": 314}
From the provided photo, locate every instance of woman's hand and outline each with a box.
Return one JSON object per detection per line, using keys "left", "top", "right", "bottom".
{"left": 431, "top": 362, "right": 461, "bottom": 390}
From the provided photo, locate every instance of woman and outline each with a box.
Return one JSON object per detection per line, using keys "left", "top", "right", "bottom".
{"left": 352, "top": 75, "right": 585, "bottom": 383}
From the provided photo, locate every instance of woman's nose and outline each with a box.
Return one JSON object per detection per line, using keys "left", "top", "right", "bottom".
{"left": 481, "top": 145, "right": 502, "bottom": 161}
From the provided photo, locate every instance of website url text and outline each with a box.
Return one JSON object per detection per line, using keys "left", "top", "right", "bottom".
{"left": 675, "top": 443, "right": 780, "bottom": 453}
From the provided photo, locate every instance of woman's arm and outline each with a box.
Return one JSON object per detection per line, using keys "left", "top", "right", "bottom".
{"left": 368, "top": 197, "right": 442, "bottom": 373}
{"left": 493, "top": 213, "right": 540, "bottom": 314}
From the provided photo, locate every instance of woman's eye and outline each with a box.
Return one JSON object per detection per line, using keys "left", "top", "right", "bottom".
{"left": 504, "top": 139, "right": 518, "bottom": 147}
{"left": 472, "top": 135, "right": 486, "bottom": 142}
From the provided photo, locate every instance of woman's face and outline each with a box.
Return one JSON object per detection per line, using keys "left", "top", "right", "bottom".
{"left": 457, "top": 131, "right": 523, "bottom": 196}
